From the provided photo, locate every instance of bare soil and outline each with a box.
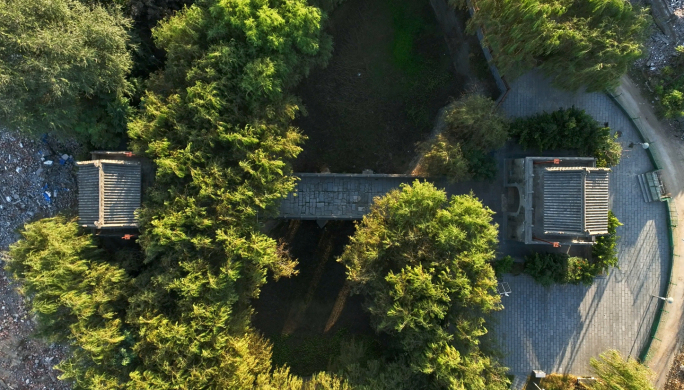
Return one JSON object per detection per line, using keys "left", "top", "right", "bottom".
{"left": 293, "top": 0, "right": 497, "bottom": 173}
{"left": 252, "top": 220, "right": 375, "bottom": 376}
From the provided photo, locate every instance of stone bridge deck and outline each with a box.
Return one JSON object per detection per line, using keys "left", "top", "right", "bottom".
{"left": 279, "top": 173, "right": 417, "bottom": 219}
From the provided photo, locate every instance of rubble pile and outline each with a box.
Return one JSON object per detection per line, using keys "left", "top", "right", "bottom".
{"left": 0, "top": 129, "right": 79, "bottom": 389}
{"left": 0, "top": 132, "right": 78, "bottom": 249}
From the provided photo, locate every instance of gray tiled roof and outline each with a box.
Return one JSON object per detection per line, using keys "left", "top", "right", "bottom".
{"left": 543, "top": 167, "right": 610, "bottom": 236}
{"left": 77, "top": 159, "right": 141, "bottom": 228}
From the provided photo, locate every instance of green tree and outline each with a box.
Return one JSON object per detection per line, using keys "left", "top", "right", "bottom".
{"left": 6, "top": 0, "right": 336, "bottom": 388}
{"left": 122, "top": 0, "right": 331, "bottom": 387}
{"left": 6, "top": 216, "right": 134, "bottom": 388}
{"left": 420, "top": 95, "right": 508, "bottom": 181}
{"left": 588, "top": 350, "right": 655, "bottom": 390}
{"left": 454, "top": 0, "right": 649, "bottom": 91}
{"left": 338, "top": 181, "right": 509, "bottom": 390}
{"left": 0, "top": 0, "right": 133, "bottom": 147}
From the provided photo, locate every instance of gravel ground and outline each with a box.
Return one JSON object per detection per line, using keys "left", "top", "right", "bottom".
{"left": 0, "top": 129, "right": 79, "bottom": 390}
{"left": 665, "top": 345, "right": 684, "bottom": 389}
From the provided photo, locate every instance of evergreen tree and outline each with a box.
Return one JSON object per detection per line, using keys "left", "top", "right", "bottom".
{"left": 6, "top": 217, "right": 134, "bottom": 388}
{"left": 588, "top": 350, "right": 655, "bottom": 390}
{"left": 509, "top": 106, "right": 622, "bottom": 166}
{"left": 338, "top": 181, "right": 509, "bottom": 390}
{"left": 454, "top": 0, "right": 649, "bottom": 91}
{"left": 0, "top": 0, "right": 133, "bottom": 147}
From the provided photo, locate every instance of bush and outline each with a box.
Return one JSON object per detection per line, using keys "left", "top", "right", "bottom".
{"left": 566, "top": 257, "right": 596, "bottom": 285}
{"left": 509, "top": 107, "right": 622, "bottom": 167}
{"left": 524, "top": 253, "right": 567, "bottom": 287}
{"left": 524, "top": 253, "right": 595, "bottom": 286}
{"left": 653, "top": 45, "right": 684, "bottom": 119}
{"left": 593, "top": 211, "right": 622, "bottom": 273}
{"left": 421, "top": 134, "right": 471, "bottom": 182}
{"left": 420, "top": 94, "right": 508, "bottom": 181}
{"left": 464, "top": 148, "right": 499, "bottom": 180}
{"left": 492, "top": 255, "right": 514, "bottom": 277}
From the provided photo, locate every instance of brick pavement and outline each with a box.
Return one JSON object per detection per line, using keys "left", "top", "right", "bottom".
{"left": 496, "top": 70, "right": 670, "bottom": 389}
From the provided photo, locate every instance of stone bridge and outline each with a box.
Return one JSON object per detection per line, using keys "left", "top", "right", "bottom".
{"left": 279, "top": 173, "right": 417, "bottom": 219}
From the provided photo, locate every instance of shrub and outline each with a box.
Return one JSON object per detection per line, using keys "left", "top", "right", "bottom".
{"left": 419, "top": 94, "right": 508, "bottom": 181}
{"left": 492, "top": 255, "right": 514, "bottom": 277}
{"left": 524, "top": 253, "right": 595, "bottom": 286}
{"left": 524, "top": 252, "right": 567, "bottom": 287}
{"left": 464, "top": 148, "right": 499, "bottom": 180}
{"left": 566, "top": 257, "right": 596, "bottom": 285}
{"left": 421, "top": 134, "right": 471, "bottom": 182}
{"left": 593, "top": 211, "right": 622, "bottom": 273}
{"left": 510, "top": 107, "right": 622, "bottom": 166}
{"left": 653, "top": 45, "right": 684, "bottom": 119}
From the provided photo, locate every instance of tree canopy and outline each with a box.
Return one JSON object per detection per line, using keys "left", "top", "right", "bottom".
{"left": 455, "top": 0, "right": 649, "bottom": 91}
{"left": 588, "top": 350, "right": 655, "bottom": 390}
{"left": 0, "top": 0, "right": 133, "bottom": 147}
{"left": 5, "top": 0, "right": 339, "bottom": 388}
{"left": 338, "top": 180, "right": 509, "bottom": 390}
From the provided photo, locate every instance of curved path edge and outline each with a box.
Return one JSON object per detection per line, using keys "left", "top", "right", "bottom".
{"left": 612, "top": 75, "right": 684, "bottom": 389}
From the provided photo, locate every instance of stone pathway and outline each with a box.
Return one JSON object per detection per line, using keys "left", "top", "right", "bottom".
{"left": 495, "top": 70, "right": 671, "bottom": 389}
{"left": 279, "top": 174, "right": 416, "bottom": 219}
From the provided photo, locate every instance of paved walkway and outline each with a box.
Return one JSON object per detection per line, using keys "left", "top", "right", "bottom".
{"left": 612, "top": 76, "right": 684, "bottom": 388}
{"left": 495, "top": 71, "right": 671, "bottom": 389}
{"left": 279, "top": 174, "right": 415, "bottom": 219}
{"left": 279, "top": 173, "right": 507, "bottom": 220}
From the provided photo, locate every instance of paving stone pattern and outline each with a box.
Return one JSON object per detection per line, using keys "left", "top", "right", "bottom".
{"left": 279, "top": 174, "right": 416, "bottom": 219}
{"left": 496, "top": 70, "right": 670, "bottom": 389}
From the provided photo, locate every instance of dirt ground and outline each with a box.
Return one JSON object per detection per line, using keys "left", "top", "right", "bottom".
{"left": 0, "top": 130, "right": 79, "bottom": 390}
{"left": 252, "top": 220, "right": 375, "bottom": 376}
{"left": 293, "top": 0, "right": 497, "bottom": 174}
{"left": 665, "top": 345, "right": 684, "bottom": 389}
{"left": 0, "top": 257, "right": 70, "bottom": 390}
